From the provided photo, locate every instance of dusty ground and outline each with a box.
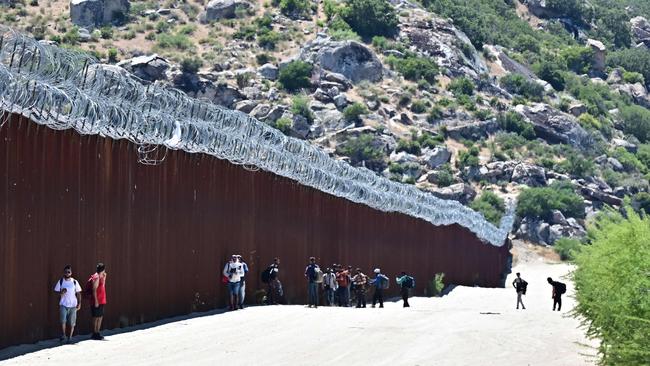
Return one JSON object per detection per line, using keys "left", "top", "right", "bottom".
{"left": 0, "top": 243, "right": 599, "bottom": 366}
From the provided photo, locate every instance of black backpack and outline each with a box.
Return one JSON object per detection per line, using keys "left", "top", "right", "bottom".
{"left": 261, "top": 267, "right": 273, "bottom": 284}
{"left": 403, "top": 276, "right": 415, "bottom": 289}
{"left": 556, "top": 282, "right": 567, "bottom": 295}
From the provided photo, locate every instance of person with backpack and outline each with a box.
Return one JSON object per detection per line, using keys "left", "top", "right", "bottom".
{"left": 304, "top": 257, "right": 321, "bottom": 308}
{"left": 262, "top": 257, "right": 282, "bottom": 305}
{"left": 512, "top": 272, "right": 527, "bottom": 310}
{"left": 352, "top": 268, "right": 368, "bottom": 308}
{"left": 223, "top": 255, "right": 245, "bottom": 311}
{"left": 86, "top": 263, "right": 107, "bottom": 340}
{"left": 370, "top": 268, "right": 389, "bottom": 308}
{"left": 396, "top": 271, "right": 414, "bottom": 308}
{"left": 53, "top": 265, "right": 82, "bottom": 342}
{"left": 335, "top": 265, "right": 350, "bottom": 307}
{"left": 322, "top": 268, "right": 338, "bottom": 306}
{"left": 547, "top": 277, "right": 566, "bottom": 311}
{"left": 237, "top": 255, "right": 249, "bottom": 309}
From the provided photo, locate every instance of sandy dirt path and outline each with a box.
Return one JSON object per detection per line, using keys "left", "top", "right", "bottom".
{"left": 1, "top": 257, "right": 598, "bottom": 366}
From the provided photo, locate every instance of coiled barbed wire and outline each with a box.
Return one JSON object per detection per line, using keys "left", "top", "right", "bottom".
{"left": 0, "top": 27, "right": 515, "bottom": 247}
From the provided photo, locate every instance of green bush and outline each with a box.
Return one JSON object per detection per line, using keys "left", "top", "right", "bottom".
{"left": 560, "top": 46, "right": 594, "bottom": 74}
{"left": 447, "top": 77, "right": 474, "bottom": 96}
{"left": 100, "top": 26, "right": 113, "bottom": 39}
{"left": 156, "top": 33, "right": 194, "bottom": 51}
{"left": 258, "top": 30, "right": 281, "bottom": 49}
{"left": 428, "top": 273, "right": 445, "bottom": 297}
{"left": 427, "top": 106, "right": 443, "bottom": 123}
{"left": 273, "top": 117, "right": 292, "bottom": 134}
{"left": 330, "top": 28, "right": 361, "bottom": 41}
{"left": 554, "top": 237, "right": 582, "bottom": 261}
{"left": 611, "top": 147, "right": 646, "bottom": 173}
{"left": 291, "top": 95, "right": 315, "bottom": 123}
{"left": 396, "top": 139, "right": 421, "bottom": 155}
{"left": 435, "top": 164, "right": 455, "bottom": 187}
{"left": 637, "top": 144, "right": 650, "bottom": 171}
{"left": 180, "top": 57, "right": 203, "bottom": 74}
{"left": 573, "top": 208, "right": 650, "bottom": 366}
{"left": 623, "top": 71, "right": 645, "bottom": 85}
{"left": 608, "top": 47, "right": 650, "bottom": 87}
{"left": 456, "top": 146, "right": 480, "bottom": 170}
{"left": 533, "top": 58, "right": 567, "bottom": 91}
{"left": 107, "top": 48, "right": 119, "bottom": 63}
{"left": 470, "top": 191, "right": 506, "bottom": 225}
{"left": 410, "top": 100, "right": 428, "bottom": 113}
{"left": 634, "top": 192, "right": 650, "bottom": 214}
{"left": 620, "top": 105, "right": 650, "bottom": 143}
{"left": 499, "top": 74, "right": 544, "bottom": 102}
{"left": 278, "top": 61, "right": 313, "bottom": 92}
{"left": 336, "top": 133, "right": 387, "bottom": 171}
{"left": 371, "top": 35, "right": 389, "bottom": 50}
{"left": 516, "top": 181, "right": 585, "bottom": 220}
{"left": 62, "top": 27, "right": 80, "bottom": 45}
{"left": 340, "top": 0, "right": 399, "bottom": 38}
{"left": 497, "top": 112, "right": 535, "bottom": 140}
{"left": 343, "top": 102, "right": 368, "bottom": 123}
{"left": 278, "top": 0, "right": 312, "bottom": 18}
{"left": 387, "top": 55, "right": 438, "bottom": 83}
{"left": 556, "top": 153, "right": 595, "bottom": 178}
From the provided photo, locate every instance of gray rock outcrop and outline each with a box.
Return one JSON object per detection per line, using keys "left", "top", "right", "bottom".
{"left": 205, "top": 0, "right": 250, "bottom": 21}
{"left": 118, "top": 54, "right": 170, "bottom": 82}
{"left": 70, "top": 0, "right": 129, "bottom": 28}
{"left": 514, "top": 103, "right": 593, "bottom": 149}
{"left": 429, "top": 183, "right": 476, "bottom": 204}
{"left": 298, "top": 38, "right": 383, "bottom": 83}
{"left": 511, "top": 163, "right": 547, "bottom": 187}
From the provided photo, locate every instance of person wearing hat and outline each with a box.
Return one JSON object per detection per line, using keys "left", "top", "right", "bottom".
{"left": 370, "top": 268, "right": 389, "bottom": 308}
{"left": 223, "top": 255, "right": 244, "bottom": 311}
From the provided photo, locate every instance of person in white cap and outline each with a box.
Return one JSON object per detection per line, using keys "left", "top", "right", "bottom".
{"left": 370, "top": 268, "right": 389, "bottom": 308}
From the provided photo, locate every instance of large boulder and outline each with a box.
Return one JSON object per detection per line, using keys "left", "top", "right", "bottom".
{"left": 587, "top": 39, "right": 606, "bottom": 74}
{"left": 631, "top": 16, "right": 650, "bottom": 47}
{"left": 204, "top": 0, "right": 250, "bottom": 21}
{"left": 445, "top": 119, "right": 499, "bottom": 141}
{"left": 481, "top": 160, "right": 519, "bottom": 182}
{"left": 421, "top": 146, "right": 451, "bottom": 169}
{"left": 118, "top": 54, "right": 170, "bottom": 82}
{"left": 399, "top": 10, "right": 487, "bottom": 79}
{"left": 429, "top": 183, "right": 476, "bottom": 204}
{"left": 172, "top": 72, "right": 244, "bottom": 108}
{"left": 298, "top": 38, "right": 383, "bottom": 83}
{"left": 548, "top": 223, "right": 586, "bottom": 244}
{"left": 511, "top": 163, "right": 547, "bottom": 187}
{"left": 516, "top": 217, "right": 550, "bottom": 245}
{"left": 258, "top": 63, "right": 279, "bottom": 80}
{"left": 616, "top": 82, "right": 650, "bottom": 109}
{"left": 514, "top": 103, "right": 593, "bottom": 150}
{"left": 70, "top": 0, "right": 129, "bottom": 28}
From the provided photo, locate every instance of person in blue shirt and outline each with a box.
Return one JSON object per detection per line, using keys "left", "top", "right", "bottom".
{"left": 370, "top": 268, "right": 388, "bottom": 308}
{"left": 237, "top": 255, "right": 249, "bottom": 309}
{"left": 396, "top": 272, "right": 411, "bottom": 307}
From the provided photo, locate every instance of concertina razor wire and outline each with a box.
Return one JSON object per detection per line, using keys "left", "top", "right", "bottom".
{"left": 0, "top": 26, "right": 515, "bottom": 247}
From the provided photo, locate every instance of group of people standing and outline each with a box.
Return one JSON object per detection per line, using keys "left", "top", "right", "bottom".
{"left": 53, "top": 263, "right": 107, "bottom": 342}
{"left": 236, "top": 256, "right": 416, "bottom": 309}
{"left": 512, "top": 272, "right": 567, "bottom": 311}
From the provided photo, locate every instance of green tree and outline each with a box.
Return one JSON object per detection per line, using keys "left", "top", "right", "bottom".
{"left": 516, "top": 182, "right": 585, "bottom": 220}
{"left": 573, "top": 208, "right": 650, "bottom": 366}
{"left": 448, "top": 77, "right": 475, "bottom": 97}
{"left": 340, "top": 0, "right": 399, "bottom": 38}
{"left": 278, "top": 61, "right": 313, "bottom": 92}
{"left": 561, "top": 46, "right": 594, "bottom": 74}
{"left": 620, "top": 105, "right": 650, "bottom": 143}
{"left": 387, "top": 55, "right": 439, "bottom": 83}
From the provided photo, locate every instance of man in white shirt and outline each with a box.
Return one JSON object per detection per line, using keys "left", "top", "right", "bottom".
{"left": 223, "top": 255, "right": 244, "bottom": 311}
{"left": 53, "top": 265, "right": 82, "bottom": 342}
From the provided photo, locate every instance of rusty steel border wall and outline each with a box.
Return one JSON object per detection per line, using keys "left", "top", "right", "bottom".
{"left": 0, "top": 114, "right": 512, "bottom": 349}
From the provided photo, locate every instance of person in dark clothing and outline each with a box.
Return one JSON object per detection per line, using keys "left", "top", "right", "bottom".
{"left": 370, "top": 268, "right": 388, "bottom": 308}
{"left": 266, "top": 257, "right": 282, "bottom": 305}
{"left": 396, "top": 271, "right": 411, "bottom": 307}
{"left": 305, "top": 257, "right": 320, "bottom": 308}
{"left": 352, "top": 268, "right": 368, "bottom": 308}
{"left": 547, "top": 277, "right": 563, "bottom": 311}
{"left": 512, "top": 272, "right": 526, "bottom": 310}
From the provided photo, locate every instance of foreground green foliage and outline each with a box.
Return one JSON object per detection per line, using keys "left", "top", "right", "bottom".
{"left": 573, "top": 209, "right": 650, "bottom": 366}
{"left": 553, "top": 237, "right": 582, "bottom": 261}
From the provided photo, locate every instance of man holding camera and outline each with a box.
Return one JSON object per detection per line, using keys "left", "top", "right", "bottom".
{"left": 223, "top": 255, "right": 245, "bottom": 310}
{"left": 53, "top": 265, "right": 82, "bottom": 342}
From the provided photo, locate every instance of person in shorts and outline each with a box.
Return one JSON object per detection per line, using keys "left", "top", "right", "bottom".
{"left": 89, "top": 263, "right": 107, "bottom": 340}
{"left": 53, "top": 265, "right": 82, "bottom": 342}
{"left": 223, "top": 255, "right": 244, "bottom": 310}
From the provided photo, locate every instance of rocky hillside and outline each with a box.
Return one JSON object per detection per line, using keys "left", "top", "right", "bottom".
{"left": 2, "top": 0, "right": 650, "bottom": 247}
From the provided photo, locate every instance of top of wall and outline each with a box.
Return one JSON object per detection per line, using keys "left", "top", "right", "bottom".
{"left": 0, "top": 26, "right": 514, "bottom": 247}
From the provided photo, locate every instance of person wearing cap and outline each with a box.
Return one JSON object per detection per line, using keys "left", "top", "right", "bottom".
{"left": 223, "top": 255, "right": 245, "bottom": 311}
{"left": 352, "top": 268, "right": 368, "bottom": 308}
{"left": 370, "top": 268, "right": 389, "bottom": 308}
{"left": 322, "top": 267, "right": 338, "bottom": 306}
{"left": 237, "top": 255, "right": 249, "bottom": 309}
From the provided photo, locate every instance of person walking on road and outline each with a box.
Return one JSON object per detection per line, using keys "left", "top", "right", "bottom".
{"left": 323, "top": 268, "right": 338, "bottom": 306}
{"left": 547, "top": 277, "right": 566, "bottom": 311}
{"left": 352, "top": 268, "right": 368, "bottom": 308}
{"left": 370, "top": 268, "right": 388, "bottom": 308}
{"left": 512, "top": 272, "right": 527, "bottom": 310}
{"left": 237, "top": 255, "right": 249, "bottom": 309}
{"left": 396, "top": 272, "right": 413, "bottom": 308}
{"left": 223, "top": 255, "right": 245, "bottom": 311}
{"left": 88, "top": 263, "right": 107, "bottom": 340}
{"left": 264, "top": 257, "right": 282, "bottom": 305}
{"left": 54, "top": 265, "right": 82, "bottom": 342}
{"left": 305, "top": 257, "right": 321, "bottom": 308}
